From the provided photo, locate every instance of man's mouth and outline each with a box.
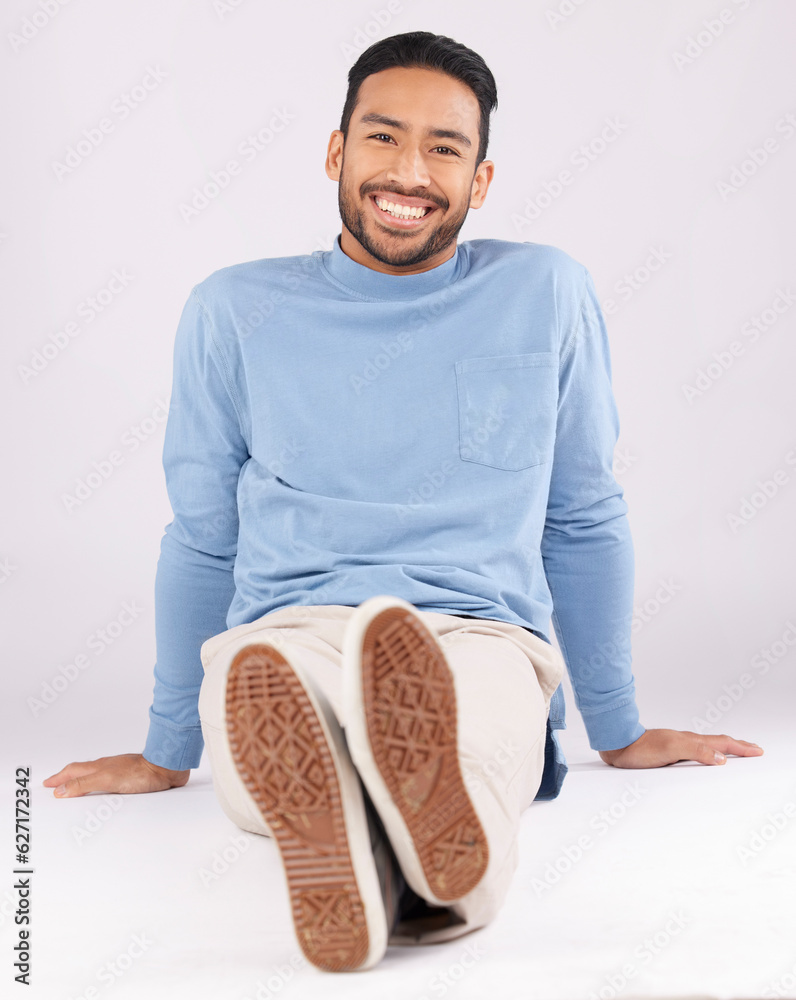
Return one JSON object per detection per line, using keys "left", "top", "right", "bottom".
{"left": 369, "top": 194, "right": 438, "bottom": 227}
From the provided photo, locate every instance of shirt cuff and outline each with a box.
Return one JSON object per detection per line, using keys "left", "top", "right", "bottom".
{"left": 142, "top": 708, "right": 204, "bottom": 770}
{"left": 580, "top": 698, "right": 646, "bottom": 752}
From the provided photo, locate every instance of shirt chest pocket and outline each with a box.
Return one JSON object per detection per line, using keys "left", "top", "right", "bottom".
{"left": 454, "top": 352, "right": 558, "bottom": 471}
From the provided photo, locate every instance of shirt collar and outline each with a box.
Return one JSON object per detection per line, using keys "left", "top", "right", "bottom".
{"left": 322, "top": 232, "right": 464, "bottom": 300}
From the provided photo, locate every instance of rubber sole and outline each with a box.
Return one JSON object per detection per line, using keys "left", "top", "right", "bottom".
{"left": 224, "top": 643, "right": 378, "bottom": 972}
{"left": 359, "top": 607, "right": 489, "bottom": 902}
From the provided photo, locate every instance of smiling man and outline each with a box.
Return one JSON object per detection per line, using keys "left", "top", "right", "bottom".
{"left": 45, "top": 30, "right": 763, "bottom": 974}
{"left": 331, "top": 65, "right": 490, "bottom": 274}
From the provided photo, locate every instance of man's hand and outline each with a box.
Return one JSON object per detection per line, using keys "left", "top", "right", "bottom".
{"left": 43, "top": 754, "right": 190, "bottom": 798}
{"left": 598, "top": 728, "right": 764, "bottom": 768}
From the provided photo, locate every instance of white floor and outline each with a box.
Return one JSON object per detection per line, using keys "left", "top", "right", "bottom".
{"left": 3, "top": 720, "right": 794, "bottom": 1000}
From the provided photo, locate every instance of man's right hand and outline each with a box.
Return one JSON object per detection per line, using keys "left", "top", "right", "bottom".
{"left": 43, "top": 754, "right": 190, "bottom": 798}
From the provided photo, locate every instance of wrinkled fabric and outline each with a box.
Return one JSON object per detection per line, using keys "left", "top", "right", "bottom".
{"left": 144, "top": 234, "right": 645, "bottom": 798}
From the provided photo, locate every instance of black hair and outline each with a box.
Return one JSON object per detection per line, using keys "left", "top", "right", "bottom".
{"left": 339, "top": 31, "right": 498, "bottom": 168}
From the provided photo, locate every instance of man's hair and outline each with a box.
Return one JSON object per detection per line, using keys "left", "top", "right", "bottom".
{"left": 339, "top": 31, "right": 498, "bottom": 169}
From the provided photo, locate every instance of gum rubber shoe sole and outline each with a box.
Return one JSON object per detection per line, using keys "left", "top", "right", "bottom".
{"left": 357, "top": 605, "right": 489, "bottom": 903}
{"left": 225, "top": 643, "right": 383, "bottom": 972}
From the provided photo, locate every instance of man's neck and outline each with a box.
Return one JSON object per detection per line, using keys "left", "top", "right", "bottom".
{"left": 338, "top": 228, "right": 456, "bottom": 276}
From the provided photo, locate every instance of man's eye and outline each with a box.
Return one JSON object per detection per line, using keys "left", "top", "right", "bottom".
{"left": 368, "top": 135, "right": 458, "bottom": 156}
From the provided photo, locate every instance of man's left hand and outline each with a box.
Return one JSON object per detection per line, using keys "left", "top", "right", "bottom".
{"left": 598, "top": 728, "right": 764, "bottom": 768}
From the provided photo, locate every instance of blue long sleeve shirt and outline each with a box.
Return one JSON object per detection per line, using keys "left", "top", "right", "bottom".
{"left": 143, "top": 233, "right": 645, "bottom": 799}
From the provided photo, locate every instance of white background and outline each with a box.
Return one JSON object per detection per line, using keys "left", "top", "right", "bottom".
{"left": 1, "top": 1, "right": 795, "bottom": 998}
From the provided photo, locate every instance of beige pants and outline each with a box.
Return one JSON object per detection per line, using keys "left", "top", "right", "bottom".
{"left": 197, "top": 603, "right": 565, "bottom": 945}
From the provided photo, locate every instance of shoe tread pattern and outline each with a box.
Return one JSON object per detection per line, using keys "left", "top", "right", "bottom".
{"left": 362, "top": 610, "right": 489, "bottom": 902}
{"left": 225, "top": 644, "right": 369, "bottom": 972}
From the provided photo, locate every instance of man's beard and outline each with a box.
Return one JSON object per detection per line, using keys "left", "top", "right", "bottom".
{"left": 337, "top": 155, "right": 471, "bottom": 269}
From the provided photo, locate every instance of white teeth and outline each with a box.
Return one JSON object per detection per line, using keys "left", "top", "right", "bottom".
{"left": 375, "top": 197, "right": 430, "bottom": 219}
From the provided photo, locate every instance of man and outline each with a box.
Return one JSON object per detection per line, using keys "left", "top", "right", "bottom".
{"left": 45, "top": 31, "right": 763, "bottom": 973}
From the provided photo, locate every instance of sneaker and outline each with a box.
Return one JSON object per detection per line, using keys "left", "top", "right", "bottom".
{"left": 224, "top": 642, "right": 388, "bottom": 972}
{"left": 342, "top": 596, "right": 489, "bottom": 906}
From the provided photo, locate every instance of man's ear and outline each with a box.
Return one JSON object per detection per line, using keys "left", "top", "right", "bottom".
{"left": 325, "top": 131, "right": 344, "bottom": 182}
{"left": 470, "top": 160, "right": 495, "bottom": 209}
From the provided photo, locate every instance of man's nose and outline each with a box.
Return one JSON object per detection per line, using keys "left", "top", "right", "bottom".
{"left": 385, "top": 145, "right": 431, "bottom": 188}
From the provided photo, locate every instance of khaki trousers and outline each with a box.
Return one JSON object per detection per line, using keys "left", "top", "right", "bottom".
{"left": 197, "top": 602, "right": 565, "bottom": 946}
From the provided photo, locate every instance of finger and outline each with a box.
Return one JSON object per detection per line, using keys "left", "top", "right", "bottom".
{"left": 43, "top": 765, "right": 77, "bottom": 785}
{"left": 52, "top": 770, "right": 112, "bottom": 798}
{"left": 52, "top": 774, "right": 84, "bottom": 797}
{"left": 704, "top": 735, "right": 764, "bottom": 758}
{"left": 689, "top": 737, "right": 729, "bottom": 766}
{"left": 43, "top": 761, "right": 105, "bottom": 786}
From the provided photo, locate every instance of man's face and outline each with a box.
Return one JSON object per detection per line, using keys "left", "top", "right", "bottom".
{"left": 325, "top": 66, "right": 494, "bottom": 274}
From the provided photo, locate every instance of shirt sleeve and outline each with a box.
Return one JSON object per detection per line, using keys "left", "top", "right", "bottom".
{"left": 540, "top": 266, "right": 646, "bottom": 752}
{"left": 142, "top": 287, "right": 249, "bottom": 770}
